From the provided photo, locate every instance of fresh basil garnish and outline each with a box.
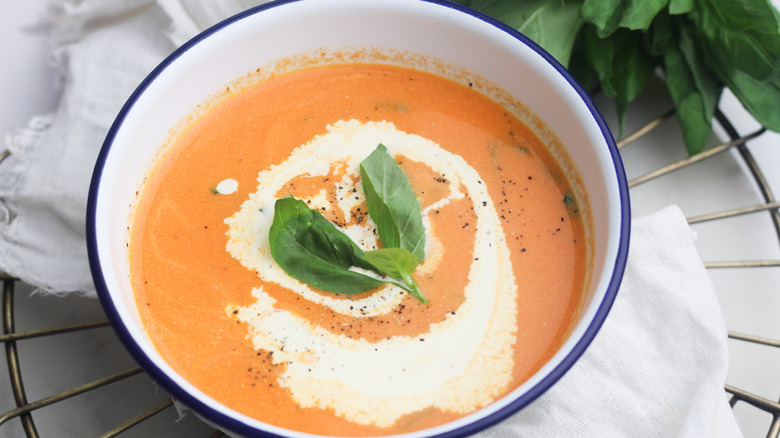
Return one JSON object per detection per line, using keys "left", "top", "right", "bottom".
{"left": 269, "top": 195, "right": 385, "bottom": 295}
{"left": 269, "top": 189, "right": 428, "bottom": 302}
{"left": 359, "top": 144, "right": 426, "bottom": 262}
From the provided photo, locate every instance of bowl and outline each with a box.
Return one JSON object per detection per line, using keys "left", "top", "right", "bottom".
{"left": 87, "top": 0, "right": 630, "bottom": 436}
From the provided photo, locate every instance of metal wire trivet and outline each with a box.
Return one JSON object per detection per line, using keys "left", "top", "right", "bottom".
{"left": 1, "top": 99, "right": 778, "bottom": 437}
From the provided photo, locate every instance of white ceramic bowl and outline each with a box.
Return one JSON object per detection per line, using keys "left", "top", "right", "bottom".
{"left": 87, "top": 0, "right": 630, "bottom": 436}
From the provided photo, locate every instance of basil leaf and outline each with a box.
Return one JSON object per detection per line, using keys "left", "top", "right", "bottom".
{"left": 468, "top": 0, "right": 584, "bottom": 66}
{"left": 690, "top": 0, "right": 780, "bottom": 131}
{"left": 645, "top": 10, "right": 675, "bottom": 56}
{"left": 364, "top": 248, "right": 428, "bottom": 304}
{"left": 669, "top": 0, "right": 693, "bottom": 14}
{"left": 360, "top": 144, "right": 426, "bottom": 262}
{"left": 619, "top": 0, "right": 669, "bottom": 32}
{"left": 663, "top": 20, "right": 721, "bottom": 154}
{"left": 716, "top": 67, "right": 780, "bottom": 132}
{"left": 581, "top": 0, "right": 626, "bottom": 37}
{"left": 568, "top": 39, "right": 596, "bottom": 89}
{"left": 691, "top": 0, "right": 780, "bottom": 85}
{"left": 269, "top": 196, "right": 384, "bottom": 294}
{"left": 583, "top": 27, "right": 659, "bottom": 134}
{"left": 581, "top": 0, "right": 668, "bottom": 36}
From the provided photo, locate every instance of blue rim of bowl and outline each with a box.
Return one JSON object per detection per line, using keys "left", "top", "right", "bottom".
{"left": 86, "top": 0, "right": 630, "bottom": 436}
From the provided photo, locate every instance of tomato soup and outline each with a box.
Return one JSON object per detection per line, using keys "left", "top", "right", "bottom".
{"left": 130, "top": 62, "right": 590, "bottom": 436}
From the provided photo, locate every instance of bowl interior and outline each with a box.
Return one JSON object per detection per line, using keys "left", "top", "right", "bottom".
{"left": 88, "top": 0, "right": 628, "bottom": 436}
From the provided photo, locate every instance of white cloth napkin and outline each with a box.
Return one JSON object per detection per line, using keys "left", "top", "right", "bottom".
{"left": 1, "top": 1, "right": 741, "bottom": 436}
{"left": 477, "top": 205, "right": 741, "bottom": 438}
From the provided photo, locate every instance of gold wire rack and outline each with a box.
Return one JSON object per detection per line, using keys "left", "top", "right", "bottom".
{"left": 0, "top": 99, "right": 778, "bottom": 437}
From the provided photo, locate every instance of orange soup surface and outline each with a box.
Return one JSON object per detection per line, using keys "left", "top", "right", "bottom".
{"left": 131, "top": 62, "right": 590, "bottom": 436}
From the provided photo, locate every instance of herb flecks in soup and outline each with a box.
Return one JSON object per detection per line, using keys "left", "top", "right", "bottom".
{"left": 131, "top": 62, "right": 589, "bottom": 436}
{"left": 225, "top": 120, "right": 517, "bottom": 426}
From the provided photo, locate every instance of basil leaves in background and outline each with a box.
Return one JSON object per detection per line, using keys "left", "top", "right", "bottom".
{"left": 269, "top": 145, "right": 428, "bottom": 303}
{"left": 464, "top": 0, "right": 584, "bottom": 74}
{"left": 453, "top": 0, "right": 780, "bottom": 155}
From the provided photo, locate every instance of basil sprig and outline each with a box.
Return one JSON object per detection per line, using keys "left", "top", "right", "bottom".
{"left": 268, "top": 145, "right": 428, "bottom": 303}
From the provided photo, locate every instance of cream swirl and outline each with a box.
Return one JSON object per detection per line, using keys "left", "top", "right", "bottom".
{"left": 225, "top": 120, "right": 518, "bottom": 427}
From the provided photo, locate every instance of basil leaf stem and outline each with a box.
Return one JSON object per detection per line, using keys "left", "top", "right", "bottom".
{"left": 364, "top": 248, "right": 428, "bottom": 304}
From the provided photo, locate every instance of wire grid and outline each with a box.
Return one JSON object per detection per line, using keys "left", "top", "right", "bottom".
{"left": 0, "top": 105, "right": 778, "bottom": 437}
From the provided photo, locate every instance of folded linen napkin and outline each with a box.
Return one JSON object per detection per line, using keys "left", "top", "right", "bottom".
{"left": 1, "top": 1, "right": 741, "bottom": 436}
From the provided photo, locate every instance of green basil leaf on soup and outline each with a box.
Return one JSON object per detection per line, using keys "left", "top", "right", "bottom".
{"left": 360, "top": 144, "right": 426, "bottom": 262}
{"left": 269, "top": 195, "right": 384, "bottom": 295}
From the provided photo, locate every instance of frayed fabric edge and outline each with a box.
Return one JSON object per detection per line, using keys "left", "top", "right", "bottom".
{"left": 1, "top": 115, "right": 54, "bottom": 199}
{"left": 29, "top": 284, "right": 97, "bottom": 299}
{"left": 171, "top": 398, "right": 232, "bottom": 434}
{"left": 5, "top": 114, "right": 55, "bottom": 157}
{"left": 0, "top": 267, "right": 98, "bottom": 299}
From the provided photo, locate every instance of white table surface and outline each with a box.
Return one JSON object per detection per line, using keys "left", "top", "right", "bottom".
{"left": 1, "top": 1, "right": 779, "bottom": 437}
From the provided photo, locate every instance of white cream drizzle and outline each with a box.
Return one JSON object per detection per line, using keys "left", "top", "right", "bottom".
{"left": 224, "top": 120, "right": 518, "bottom": 427}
